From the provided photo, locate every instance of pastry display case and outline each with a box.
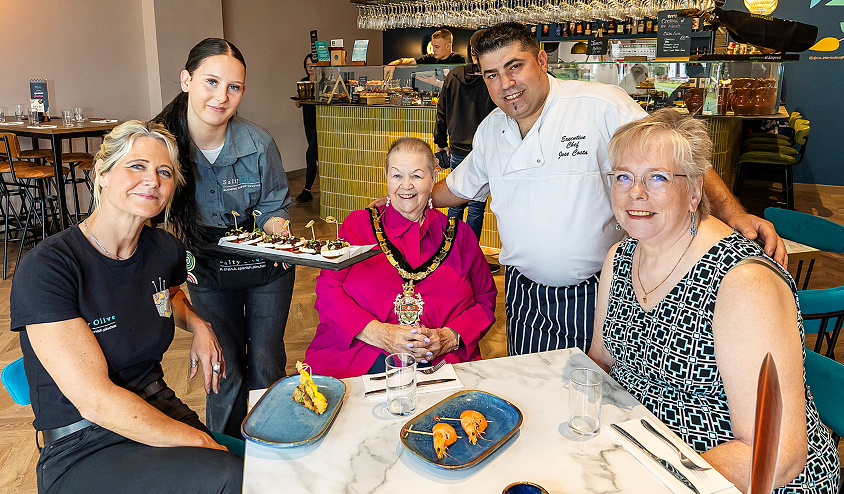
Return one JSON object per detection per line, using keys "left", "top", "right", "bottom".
{"left": 312, "top": 64, "right": 462, "bottom": 106}
{"left": 547, "top": 59, "right": 788, "bottom": 116}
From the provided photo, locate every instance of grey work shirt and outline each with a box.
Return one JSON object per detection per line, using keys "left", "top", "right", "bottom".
{"left": 192, "top": 116, "right": 291, "bottom": 230}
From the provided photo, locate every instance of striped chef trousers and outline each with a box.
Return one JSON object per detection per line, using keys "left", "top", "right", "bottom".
{"left": 504, "top": 266, "right": 599, "bottom": 356}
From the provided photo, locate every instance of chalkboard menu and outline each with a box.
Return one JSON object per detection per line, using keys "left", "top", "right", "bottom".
{"left": 401, "top": 94, "right": 413, "bottom": 106}
{"left": 586, "top": 38, "right": 608, "bottom": 55}
{"left": 657, "top": 10, "right": 692, "bottom": 58}
{"left": 350, "top": 93, "right": 360, "bottom": 104}
{"left": 421, "top": 93, "right": 433, "bottom": 106}
{"left": 358, "top": 76, "right": 367, "bottom": 86}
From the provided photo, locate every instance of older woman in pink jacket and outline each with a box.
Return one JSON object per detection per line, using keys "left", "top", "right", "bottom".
{"left": 306, "top": 137, "right": 496, "bottom": 377}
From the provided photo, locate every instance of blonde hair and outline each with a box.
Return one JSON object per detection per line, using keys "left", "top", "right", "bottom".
{"left": 431, "top": 29, "right": 453, "bottom": 43}
{"left": 384, "top": 137, "right": 437, "bottom": 176}
{"left": 93, "top": 120, "right": 184, "bottom": 221}
{"left": 608, "top": 109, "right": 711, "bottom": 217}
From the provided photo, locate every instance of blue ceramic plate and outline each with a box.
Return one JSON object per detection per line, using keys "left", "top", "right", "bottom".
{"left": 400, "top": 390, "right": 523, "bottom": 469}
{"left": 241, "top": 374, "right": 346, "bottom": 447}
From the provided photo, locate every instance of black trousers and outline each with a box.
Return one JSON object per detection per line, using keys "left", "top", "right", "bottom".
{"left": 304, "top": 123, "right": 318, "bottom": 190}
{"left": 37, "top": 387, "right": 242, "bottom": 494}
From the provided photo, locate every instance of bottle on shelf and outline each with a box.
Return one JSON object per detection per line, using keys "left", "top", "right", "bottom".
{"left": 585, "top": 21, "right": 591, "bottom": 36}
{"left": 576, "top": 21, "right": 583, "bottom": 35}
{"left": 569, "top": 21, "right": 577, "bottom": 36}
{"left": 637, "top": 18, "right": 644, "bottom": 34}
{"left": 608, "top": 19, "right": 616, "bottom": 35}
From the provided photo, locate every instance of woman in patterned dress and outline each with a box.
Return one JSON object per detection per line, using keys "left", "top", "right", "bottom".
{"left": 589, "top": 109, "right": 839, "bottom": 493}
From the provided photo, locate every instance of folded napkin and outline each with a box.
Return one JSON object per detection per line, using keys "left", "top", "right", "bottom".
{"left": 0, "top": 121, "right": 25, "bottom": 125}
{"left": 89, "top": 119, "right": 117, "bottom": 123}
{"left": 606, "top": 417, "right": 734, "bottom": 494}
{"left": 361, "top": 363, "right": 463, "bottom": 402}
{"left": 28, "top": 125, "right": 57, "bottom": 129}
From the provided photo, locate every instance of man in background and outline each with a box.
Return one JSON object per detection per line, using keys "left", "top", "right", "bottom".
{"left": 433, "top": 29, "right": 499, "bottom": 273}
{"left": 390, "top": 28, "right": 466, "bottom": 65}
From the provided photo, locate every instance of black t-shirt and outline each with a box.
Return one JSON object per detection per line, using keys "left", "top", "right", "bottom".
{"left": 10, "top": 225, "right": 187, "bottom": 430}
{"left": 416, "top": 53, "right": 466, "bottom": 64}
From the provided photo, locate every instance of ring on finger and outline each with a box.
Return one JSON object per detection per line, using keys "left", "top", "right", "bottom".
{"left": 189, "top": 358, "right": 198, "bottom": 368}
{"left": 212, "top": 362, "right": 221, "bottom": 374}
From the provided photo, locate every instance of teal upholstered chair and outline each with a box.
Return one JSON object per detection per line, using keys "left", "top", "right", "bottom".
{"left": 804, "top": 348, "right": 844, "bottom": 445}
{"left": 799, "top": 287, "right": 844, "bottom": 359}
{"left": 1, "top": 356, "right": 30, "bottom": 405}
{"left": 765, "top": 208, "right": 844, "bottom": 290}
{"left": 1, "top": 356, "right": 244, "bottom": 458}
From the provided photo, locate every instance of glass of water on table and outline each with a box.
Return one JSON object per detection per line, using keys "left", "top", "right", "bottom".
{"left": 569, "top": 368, "right": 603, "bottom": 436}
{"left": 385, "top": 353, "right": 417, "bottom": 416}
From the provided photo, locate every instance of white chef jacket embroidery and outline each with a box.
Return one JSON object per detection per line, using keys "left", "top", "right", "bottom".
{"left": 446, "top": 75, "right": 647, "bottom": 287}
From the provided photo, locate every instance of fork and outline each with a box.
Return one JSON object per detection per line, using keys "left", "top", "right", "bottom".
{"left": 369, "top": 360, "right": 446, "bottom": 381}
{"left": 640, "top": 419, "right": 711, "bottom": 472}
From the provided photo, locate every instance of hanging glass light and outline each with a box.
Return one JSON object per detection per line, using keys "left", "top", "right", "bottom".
{"left": 743, "top": 0, "right": 778, "bottom": 15}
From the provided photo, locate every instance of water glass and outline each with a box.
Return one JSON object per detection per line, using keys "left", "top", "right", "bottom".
{"left": 14, "top": 104, "right": 24, "bottom": 120}
{"left": 385, "top": 353, "right": 417, "bottom": 416}
{"left": 28, "top": 111, "right": 40, "bottom": 126}
{"left": 74, "top": 107, "right": 84, "bottom": 122}
{"left": 62, "top": 110, "right": 73, "bottom": 127}
{"left": 568, "top": 368, "right": 603, "bottom": 436}
{"left": 0, "top": 107, "right": 5, "bottom": 122}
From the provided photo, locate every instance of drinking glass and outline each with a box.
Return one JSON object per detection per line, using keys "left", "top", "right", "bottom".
{"left": 62, "top": 110, "right": 73, "bottom": 127}
{"left": 28, "top": 111, "right": 40, "bottom": 127}
{"left": 74, "top": 107, "right": 84, "bottom": 122}
{"left": 14, "top": 104, "right": 24, "bottom": 120}
{"left": 0, "top": 107, "right": 5, "bottom": 123}
{"left": 385, "top": 353, "right": 417, "bottom": 416}
{"left": 569, "top": 368, "right": 603, "bottom": 437}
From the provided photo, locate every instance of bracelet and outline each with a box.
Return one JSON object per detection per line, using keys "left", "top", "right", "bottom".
{"left": 446, "top": 327, "right": 460, "bottom": 352}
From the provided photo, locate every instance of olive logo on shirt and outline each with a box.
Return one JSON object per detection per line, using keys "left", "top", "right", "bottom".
{"left": 558, "top": 135, "right": 588, "bottom": 158}
{"left": 152, "top": 277, "right": 172, "bottom": 318}
{"left": 90, "top": 315, "right": 117, "bottom": 334}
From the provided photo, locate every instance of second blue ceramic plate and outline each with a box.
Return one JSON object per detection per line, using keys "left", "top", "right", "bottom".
{"left": 400, "top": 390, "right": 523, "bottom": 469}
{"left": 242, "top": 374, "right": 346, "bottom": 447}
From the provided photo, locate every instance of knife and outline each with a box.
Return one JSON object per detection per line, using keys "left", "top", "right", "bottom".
{"left": 364, "top": 378, "right": 456, "bottom": 396}
{"left": 611, "top": 424, "right": 700, "bottom": 494}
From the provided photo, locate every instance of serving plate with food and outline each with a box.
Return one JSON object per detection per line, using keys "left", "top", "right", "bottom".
{"left": 241, "top": 362, "right": 346, "bottom": 448}
{"left": 218, "top": 216, "right": 379, "bottom": 270}
{"left": 399, "top": 390, "right": 523, "bottom": 469}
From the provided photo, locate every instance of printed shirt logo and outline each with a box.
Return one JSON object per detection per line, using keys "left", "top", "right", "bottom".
{"left": 558, "top": 135, "right": 588, "bottom": 159}
{"left": 220, "top": 176, "right": 260, "bottom": 192}
{"left": 186, "top": 251, "right": 198, "bottom": 284}
{"left": 90, "top": 315, "right": 117, "bottom": 334}
{"left": 152, "top": 277, "right": 173, "bottom": 318}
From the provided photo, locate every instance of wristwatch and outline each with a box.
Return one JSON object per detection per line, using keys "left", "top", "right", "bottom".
{"left": 447, "top": 327, "right": 461, "bottom": 352}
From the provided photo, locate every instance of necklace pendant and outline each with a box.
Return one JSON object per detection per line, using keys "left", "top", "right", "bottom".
{"left": 643, "top": 294, "right": 648, "bottom": 303}
{"left": 394, "top": 281, "right": 424, "bottom": 326}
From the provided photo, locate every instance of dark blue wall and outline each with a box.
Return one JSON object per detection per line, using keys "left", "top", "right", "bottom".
{"left": 724, "top": 0, "right": 844, "bottom": 186}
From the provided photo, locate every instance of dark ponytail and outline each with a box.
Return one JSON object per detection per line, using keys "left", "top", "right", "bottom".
{"left": 152, "top": 38, "right": 246, "bottom": 246}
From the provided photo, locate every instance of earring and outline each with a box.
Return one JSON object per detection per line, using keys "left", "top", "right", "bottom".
{"left": 690, "top": 211, "right": 698, "bottom": 236}
{"left": 428, "top": 198, "right": 433, "bottom": 209}
{"left": 615, "top": 222, "right": 621, "bottom": 231}
{"left": 385, "top": 196, "right": 391, "bottom": 208}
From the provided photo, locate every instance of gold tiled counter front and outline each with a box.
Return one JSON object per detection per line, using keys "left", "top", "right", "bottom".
{"left": 316, "top": 104, "right": 501, "bottom": 249}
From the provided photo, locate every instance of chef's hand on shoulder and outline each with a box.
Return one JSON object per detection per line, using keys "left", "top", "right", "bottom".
{"left": 367, "top": 196, "right": 388, "bottom": 208}
{"left": 728, "top": 212, "right": 787, "bottom": 267}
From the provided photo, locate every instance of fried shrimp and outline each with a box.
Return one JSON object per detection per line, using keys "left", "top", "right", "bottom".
{"left": 432, "top": 423, "right": 458, "bottom": 459}
{"left": 460, "top": 410, "right": 488, "bottom": 445}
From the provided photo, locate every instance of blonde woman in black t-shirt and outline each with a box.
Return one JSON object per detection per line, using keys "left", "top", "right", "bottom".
{"left": 10, "top": 120, "right": 242, "bottom": 494}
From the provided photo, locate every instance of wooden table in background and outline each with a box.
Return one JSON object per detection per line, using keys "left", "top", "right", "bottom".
{"left": 0, "top": 119, "right": 121, "bottom": 230}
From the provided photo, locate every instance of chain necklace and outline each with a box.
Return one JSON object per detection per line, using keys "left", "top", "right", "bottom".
{"left": 83, "top": 220, "right": 137, "bottom": 260}
{"left": 637, "top": 233, "right": 695, "bottom": 304}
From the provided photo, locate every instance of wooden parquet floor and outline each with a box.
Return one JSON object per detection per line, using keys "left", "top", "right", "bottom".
{"left": 0, "top": 175, "right": 841, "bottom": 493}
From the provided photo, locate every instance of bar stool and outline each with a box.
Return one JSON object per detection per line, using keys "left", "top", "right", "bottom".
{"left": 76, "top": 159, "right": 96, "bottom": 217}
{"left": 1, "top": 134, "right": 70, "bottom": 274}
{"left": 46, "top": 152, "right": 94, "bottom": 224}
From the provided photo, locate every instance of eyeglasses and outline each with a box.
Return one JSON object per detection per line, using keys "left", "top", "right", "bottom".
{"left": 606, "top": 170, "right": 687, "bottom": 192}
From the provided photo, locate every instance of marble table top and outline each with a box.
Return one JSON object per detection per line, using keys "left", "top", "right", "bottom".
{"left": 243, "top": 348, "right": 737, "bottom": 493}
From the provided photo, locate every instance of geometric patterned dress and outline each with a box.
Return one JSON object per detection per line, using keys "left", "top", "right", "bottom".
{"left": 604, "top": 233, "right": 840, "bottom": 493}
